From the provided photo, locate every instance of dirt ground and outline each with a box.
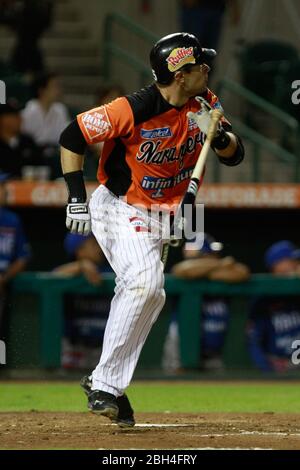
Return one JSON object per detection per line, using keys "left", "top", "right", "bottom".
{"left": 1, "top": 411, "right": 300, "bottom": 449}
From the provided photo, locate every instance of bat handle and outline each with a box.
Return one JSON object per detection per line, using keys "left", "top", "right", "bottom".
{"left": 207, "top": 109, "right": 223, "bottom": 143}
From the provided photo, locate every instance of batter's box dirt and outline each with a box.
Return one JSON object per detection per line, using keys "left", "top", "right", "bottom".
{"left": 0, "top": 412, "right": 300, "bottom": 449}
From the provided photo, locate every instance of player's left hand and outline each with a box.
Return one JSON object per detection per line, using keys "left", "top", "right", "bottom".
{"left": 66, "top": 202, "right": 91, "bottom": 235}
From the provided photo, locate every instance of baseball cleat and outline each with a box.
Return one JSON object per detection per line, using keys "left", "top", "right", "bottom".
{"left": 80, "top": 375, "right": 135, "bottom": 427}
{"left": 111, "top": 394, "right": 135, "bottom": 428}
{"left": 88, "top": 390, "right": 119, "bottom": 420}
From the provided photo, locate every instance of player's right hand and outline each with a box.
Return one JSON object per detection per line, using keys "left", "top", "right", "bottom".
{"left": 187, "top": 102, "right": 213, "bottom": 135}
{"left": 66, "top": 202, "right": 91, "bottom": 235}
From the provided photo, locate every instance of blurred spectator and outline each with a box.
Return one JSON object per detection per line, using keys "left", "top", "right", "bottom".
{"left": 0, "top": 172, "right": 30, "bottom": 337}
{"left": 22, "top": 73, "right": 70, "bottom": 147}
{"left": 0, "top": 100, "right": 39, "bottom": 177}
{"left": 53, "top": 233, "right": 112, "bottom": 369}
{"left": 162, "top": 233, "right": 250, "bottom": 372}
{"left": 21, "top": 72, "right": 70, "bottom": 178}
{"left": 247, "top": 240, "right": 300, "bottom": 373}
{"left": 0, "top": 0, "right": 54, "bottom": 78}
{"left": 94, "top": 84, "right": 125, "bottom": 107}
{"left": 54, "top": 233, "right": 106, "bottom": 286}
{"left": 180, "top": 0, "right": 240, "bottom": 56}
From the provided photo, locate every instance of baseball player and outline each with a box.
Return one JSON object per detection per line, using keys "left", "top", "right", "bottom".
{"left": 59, "top": 32, "right": 244, "bottom": 426}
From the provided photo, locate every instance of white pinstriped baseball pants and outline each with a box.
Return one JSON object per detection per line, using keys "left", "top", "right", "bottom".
{"left": 89, "top": 185, "right": 166, "bottom": 397}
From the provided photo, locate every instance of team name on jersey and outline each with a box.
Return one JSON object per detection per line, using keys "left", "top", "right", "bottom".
{"left": 272, "top": 312, "right": 300, "bottom": 333}
{"left": 140, "top": 127, "right": 172, "bottom": 139}
{"left": 0, "top": 232, "right": 14, "bottom": 255}
{"left": 136, "top": 131, "right": 205, "bottom": 168}
{"left": 276, "top": 334, "right": 300, "bottom": 353}
{"left": 141, "top": 166, "right": 194, "bottom": 192}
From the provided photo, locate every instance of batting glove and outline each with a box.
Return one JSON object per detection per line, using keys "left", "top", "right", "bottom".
{"left": 187, "top": 96, "right": 222, "bottom": 135}
{"left": 66, "top": 202, "right": 91, "bottom": 235}
{"left": 187, "top": 104, "right": 213, "bottom": 136}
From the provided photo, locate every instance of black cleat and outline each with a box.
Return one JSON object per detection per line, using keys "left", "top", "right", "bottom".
{"left": 81, "top": 375, "right": 135, "bottom": 427}
{"left": 88, "top": 389, "right": 119, "bottom": 420}
{"left": 111, "top": 394, "right": 135, "bottom": 428}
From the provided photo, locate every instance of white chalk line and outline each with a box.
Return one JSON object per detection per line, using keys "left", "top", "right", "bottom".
{"left": 240, "top": 430, "right": 300, "bottom": 437}
{"left": 178, "top": 431, "right": 300, "bottom": 438}
{"left": 102, "top": 423, "right": 190, "bottom": 428}
{"left": 102, "top": 423, "right": 300, "bottom": 437}
{"left": 98, "top": 424, "right": 299, "bottom": 450}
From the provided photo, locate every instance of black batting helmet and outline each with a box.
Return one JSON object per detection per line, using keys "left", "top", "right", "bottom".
{"left": 150, "top": 32, "right": 217, "bottom": 85}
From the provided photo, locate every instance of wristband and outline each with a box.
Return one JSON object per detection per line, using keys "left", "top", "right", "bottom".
{"left": 64, "top": 170, "right": 87, "bottom": 203}
{"left": 211, "top": 128, "right": 231, "bottom": 150}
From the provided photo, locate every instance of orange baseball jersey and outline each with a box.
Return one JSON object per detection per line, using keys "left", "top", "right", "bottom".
{"left": 77, "top": 84, "right": 230, "bottom": 210}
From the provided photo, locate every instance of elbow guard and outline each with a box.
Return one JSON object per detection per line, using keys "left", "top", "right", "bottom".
{"left": 59, "top": 119, "right": 87, "bottom": 155}
{"left": 218, "top": 134, "right": 245, "bottom": 167}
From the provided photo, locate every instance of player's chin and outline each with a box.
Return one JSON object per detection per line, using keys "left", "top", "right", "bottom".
{"left": 195, "top": 85, "right": 207, "bottom": 95}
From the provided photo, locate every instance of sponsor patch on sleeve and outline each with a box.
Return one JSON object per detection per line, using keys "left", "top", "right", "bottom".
{"left": 80, "top": 107, "right": 112, "bottom": 140}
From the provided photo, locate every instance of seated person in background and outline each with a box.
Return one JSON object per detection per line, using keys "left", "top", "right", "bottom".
{"left": 162, "top": 233, "right": 250, "bottom": 372}
{"left": 94, "top": 84, "right": 125, "bottom": 107}
{"left": 21, "top": 73, "right": 70, "bottom": 178}
{"left": 0, "top": 100, "right": 39, "bottom": 177}
{"left": 54, "top": 233, "right": 106, "bottom": 285}
{"left": 172, "top": 232, "right": 250, "bottom": 281}
{"left": 247, "top": 240, "right": 300, "bottom": 373}
{"left": 53, "top": 233, "right": 111, "bottom": 369}
{"left": 0, "top": 172, "right": 30, "bottom": 337}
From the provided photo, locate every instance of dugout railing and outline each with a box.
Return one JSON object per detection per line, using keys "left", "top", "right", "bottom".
{"left": 7, "top": 273, "right": 300, "bottom": 370}
{"left": 216, "top": 78, "right": 300, "bottom": 182}
{"left": 102, "top": 12, "right": 157, "bottom": 88}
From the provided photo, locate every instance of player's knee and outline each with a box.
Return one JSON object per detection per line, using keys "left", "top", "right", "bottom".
{"left": 145, "top": 267, "right": 165, "bottom": 301}
{"left": 157, "top": 287, "right": 166, "bottom": 309}
{"left": 130, "top": 265, "right": 165, "bottom": 303}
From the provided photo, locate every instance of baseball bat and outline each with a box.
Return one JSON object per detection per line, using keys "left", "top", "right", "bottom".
{"left": 170, "top": 109, "right": 223, "bottom": 246}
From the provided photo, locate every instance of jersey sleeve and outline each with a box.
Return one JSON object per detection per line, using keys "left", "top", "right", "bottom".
{"left": 77, "top": 97, "right": 134, "bottom": 144}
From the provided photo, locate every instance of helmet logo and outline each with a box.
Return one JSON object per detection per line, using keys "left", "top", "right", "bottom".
{"left": 166, "top": 47, "right": 195, "bottom": 72}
